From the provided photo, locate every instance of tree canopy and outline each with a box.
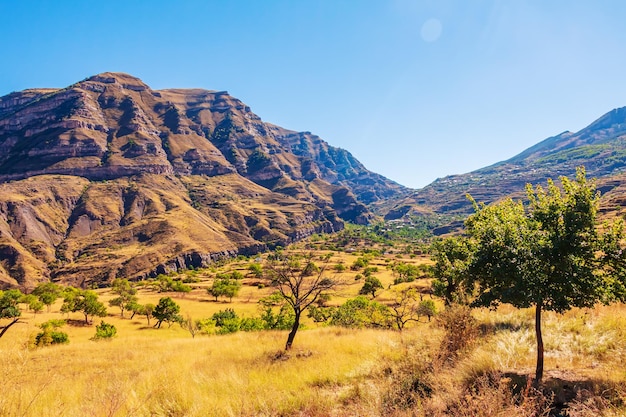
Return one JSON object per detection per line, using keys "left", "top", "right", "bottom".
{"left": 456, "top": 168, "right": 626, "bottom": 384}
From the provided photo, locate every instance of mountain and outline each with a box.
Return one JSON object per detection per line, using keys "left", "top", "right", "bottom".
{"left": 0, "top": 72, "right": 407, "bottom": 289}
{"left": 390, "top": 107, "right": 626, "bottom": 224}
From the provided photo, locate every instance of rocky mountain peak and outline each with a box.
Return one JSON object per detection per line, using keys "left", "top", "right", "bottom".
{"left": 0, "top": 73, "right": 407, "bottom": 289}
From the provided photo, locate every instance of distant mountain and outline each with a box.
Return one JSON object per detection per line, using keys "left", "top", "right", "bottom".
{"left": 0, "top": 72, "right": 407, "bottom": 289}
{"left": 389, "top": 106, "right": 626, "bottom": 226}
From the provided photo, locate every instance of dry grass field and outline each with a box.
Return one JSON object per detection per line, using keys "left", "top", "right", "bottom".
{"left": 2, "top": 250, "right": 626, "bottom": 416}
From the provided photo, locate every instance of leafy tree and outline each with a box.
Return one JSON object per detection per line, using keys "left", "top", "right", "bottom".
{"left": 132, "top": 302, "right": 155, "bottom": 326}
{"left": 209, "top": 278, "right": 241, "bottom": 302}
{"left": 359, "top": 276, "right": 384, "bottom": 298}
{"left": 266, "top": 252, "right": 338, "bottom": 350}
{"left": 416, "top": 299, "right": 437, "bottom": 322}
{"left": 108, "top": 278, "right": 138, "bottom": 318}
{"left": 331, "top": 296, "right": 390, "bottom": 328}
{"left": 92, "top": 321, "right": 117, "bottom": 340}
{"left": 153, "top": 297, "right": 181, "bottom": 328}
{"left": 465, "top": 168, "right": 626, "bottom": 384}
{"left": 0, "top": 289, "right": 22, "bottom": 338}
{"left": 61, "top": 289, "right": 107, "bottom": 324}
{"left": 32, "top": 282, "right": 62, "bottom": 312}
{"left": 430, "top": 236, "right": 474, "bottom": 305}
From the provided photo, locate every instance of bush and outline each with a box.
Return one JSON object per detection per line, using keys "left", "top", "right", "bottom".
{"left": 436, "top": 305, "right": 479, "bottom": 366}
{"left": 92, "top": 321, "right": 117, "bottom": 340}
{"left": 33, "top": 320, "right": 69, "bottom": 347}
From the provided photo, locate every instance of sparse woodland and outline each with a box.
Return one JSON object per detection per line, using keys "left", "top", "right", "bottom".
{"left": 2, "top": 171, "right": 626, "bottom": 416}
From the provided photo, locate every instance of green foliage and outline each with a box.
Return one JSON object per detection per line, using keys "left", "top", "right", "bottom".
{"left": 0, "top": 289, "right": 22, "bottom": 319}
{"left": 61, "top": 288, "right": 107, "bottom": 324}
{"left": 248, "top": 263, "right": 264, "bottom": 278}
{"left": 32, "top": 282, "right": 62, "bottom": 311}
{"left": 429, "top": 236, "right": 474, "bottom": 305}
{"left": 259, "top": 305, "right": 295, "bottom": 330}
{"left": 209, "top": 278, "right": 241, "bottom": 302}
{"left": 153, "top": 297, "right": 182, "bottom": 328}
{"left": 92, "top": 321, "right": 117, "bottom": 340}
{"left": 155, "top": 275, "right": 192, "bottom": 293}
{"left": 462, "top": 167, "right": 626, "bottom": 382}
{"left": 391, "top": 262, "right": 421, "bottom": 284}
{"left": 330, "top": 296, "right": 391, "bottom": 329}
{"left": 350, "top": 257, "right": 369, "bottom": 270}
{"left": 109, "top": 278, "right": 138, "bottom": 318}
{"left": 333, "top": 263, "right": 346, "bottom": 272}
{"left": 416, "top": 299, "right": 437, "bottom": 321}
{"left": 34, "top": 319, "right": 69, "bottom": 347}
{"left": 359, "top": 276, "right": 384, "bottom": 298}
{"left": 307, "top": 305, "right": 336, "bottom": 323}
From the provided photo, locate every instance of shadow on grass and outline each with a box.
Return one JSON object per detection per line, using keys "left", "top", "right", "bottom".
{"left": 501, "top": 371, "right": 625, "bottom": 416}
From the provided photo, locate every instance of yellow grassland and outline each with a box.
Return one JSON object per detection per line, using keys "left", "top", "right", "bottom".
{"left": 1, "top": 251, "right": 625, "bottom": 416}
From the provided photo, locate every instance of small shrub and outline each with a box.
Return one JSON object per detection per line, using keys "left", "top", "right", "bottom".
{"left": 33, "top": 320, "right": 69, "bottom": 347}
{"left": 436, "top": 305, "right": 479, "bottom": 366}
{"left": 92, "top": 321, "right": 117, "bottom": 340}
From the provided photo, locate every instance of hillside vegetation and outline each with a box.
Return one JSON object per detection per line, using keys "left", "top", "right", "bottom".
{"left": 2, "top": 228, "right": 625, "bottom": 416}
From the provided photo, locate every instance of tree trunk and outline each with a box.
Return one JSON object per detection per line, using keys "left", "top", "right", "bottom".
{"left": 534, "top": 302, "right": 544, "bottom": 386}
{"left": 0, "top": 318, "right": 19, "bottom": 338}
{"left": 285, "top": 309, "right": 301, "bottom": 351}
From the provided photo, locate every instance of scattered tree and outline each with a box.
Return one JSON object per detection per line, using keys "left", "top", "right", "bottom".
{"left": 153, "top": 297, "right": 182, "bottom": 328}
{"left": 266, "top": 252, "right": 338, "bottom": 350}
{"left": 61, "top": 289, "right": 107, "bottom": 324}
{"left": 430, "top": 236, "right": 474, "bottom": 306}
{"left": 32, "top": 282, "right": 62, "bottom": 312}
{"left": 209, "top": 278, "right": 241, "bottom": 302}
{"left": 180, "top": 314, "right": 200, "bottom": 338}
{"left": 387, "top": 287, "right": 421, "bottom": 330}
{"left": 108, "top": 278, "right": 138, "bottom": 318}
{"left": 359, "top": 276, "right": 384, "bottom": 298}
{"left": 416, "top": 299, "right": 437, "bottom": 322}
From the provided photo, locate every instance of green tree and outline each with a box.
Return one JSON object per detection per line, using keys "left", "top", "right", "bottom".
{"left": 266, "top": 252, "right": 338, "bottom": 350}
{"left": 32, "top": 282, "right": 62, "bottom": 312}
{"left": 416, "top": 299, "right": 437, "bottom": 322}
{"left": 0, "top": 289, "right": 22, "bottom": 338}
{"left": 331, "top": 296, "right": 390, "bottom": 328}
{"left": 359, "top": 276, "right": 383, "bottom": 298}
{"left": 132, "top": 302, "right": 155, "bottom": 326}
{"left": 153, "top": 297, "right": 181, "bottom": 328}
{"left": 61, "top": 289, "right": 107, "bottom": 324}
{"left": 430, "top": 236, "right": 474, "bottom": 305}
{"left": 465, "top": 168, "right": 626, "bottom": 384}
{"left": 108, "top": 278, "right": 138, "bottom": 318}
{"left": 209, "top": 278, "right": 241, "bottom": 302}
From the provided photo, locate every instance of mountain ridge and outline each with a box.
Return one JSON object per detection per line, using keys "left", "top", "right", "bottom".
{"left": 0, "top": 72, "right": 407, "bottom": 289}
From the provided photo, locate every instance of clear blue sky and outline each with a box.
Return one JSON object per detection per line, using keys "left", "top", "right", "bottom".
{"left": 2, "top": 1, "right": 626, "bottom": 189}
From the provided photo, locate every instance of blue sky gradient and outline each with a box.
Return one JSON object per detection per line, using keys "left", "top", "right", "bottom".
{"left": 2, "top": 1, "right": 626, "bottom": 188}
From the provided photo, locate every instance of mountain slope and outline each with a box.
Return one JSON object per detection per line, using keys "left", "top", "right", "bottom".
{"left": 393, "top": 106, "right": 626, "bottom": 221}
{"left": 0, "top": 72, "right": 406, "bottom": 289}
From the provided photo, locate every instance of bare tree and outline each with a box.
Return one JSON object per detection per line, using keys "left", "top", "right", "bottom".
{"left": 266, "top": 252, "right": 338, "bottom": 350}
{"left": 388, "top": 287, "right": 421, "bottom": 331}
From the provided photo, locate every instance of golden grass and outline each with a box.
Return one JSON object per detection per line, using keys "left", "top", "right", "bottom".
{"left": 2, "top": 253, "right": 626, "bottom": 416}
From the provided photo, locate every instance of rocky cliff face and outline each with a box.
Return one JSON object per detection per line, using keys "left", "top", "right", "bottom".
{"left": 0, "top": 72, "right": 406, "bottom": 289}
